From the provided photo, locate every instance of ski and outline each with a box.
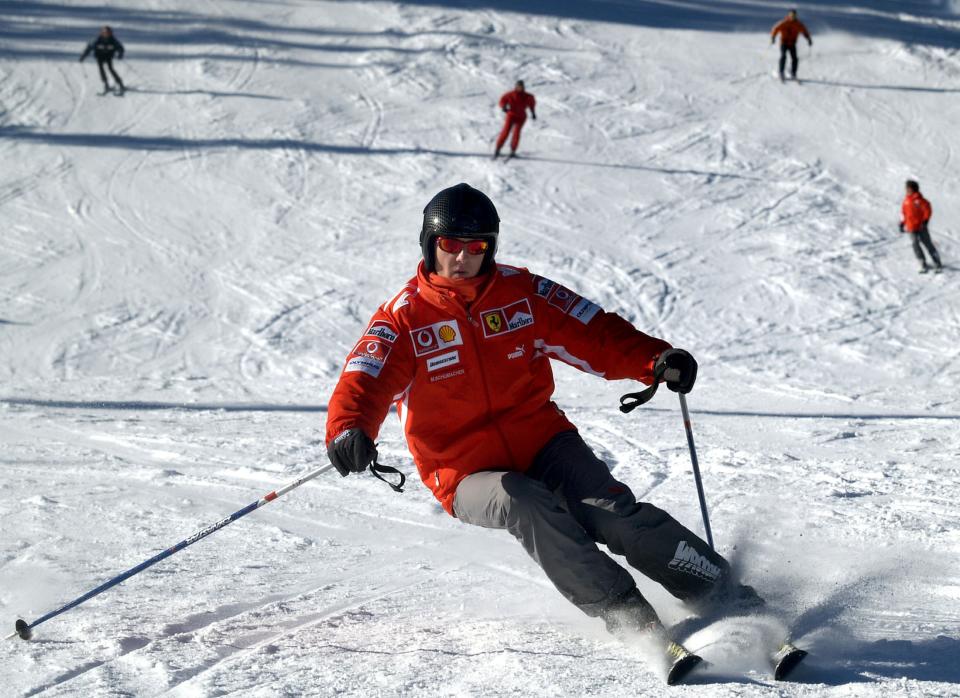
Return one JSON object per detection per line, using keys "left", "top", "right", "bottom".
{"left": 772, "top": 641, "right": 807, "bottom": 680}
{"left": 664, "top": 637, "right": 703, "bottom": 685}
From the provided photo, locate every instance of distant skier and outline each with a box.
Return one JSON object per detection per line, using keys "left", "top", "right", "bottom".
{"left": 326, "top": 183, "right": 763, "bottom": 663}
{"left": 770, "top": 9, "right": 812, "bottom": 81}
{"left": 493, "top": 80, "right": 536, "bottom": 159}
{"left": 900, "top": 180, "right": 943, "bottom": 273}
{"left": 80, "top": 26, "right": 125, "bottom": 95}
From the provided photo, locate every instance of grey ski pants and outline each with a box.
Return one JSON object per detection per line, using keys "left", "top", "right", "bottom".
{"left": 452, "top": 430, "right": 729, "bottom": 617}
{"left": 910, "top": 226, "right": 942, "bottom": 268}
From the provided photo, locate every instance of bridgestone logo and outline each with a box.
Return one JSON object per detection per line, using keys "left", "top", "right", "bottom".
{"left": 427, "top": 350, "right": 459, "bottom": 372}
{"left": 668, "top": 541, "right": 721, "bottom": 582}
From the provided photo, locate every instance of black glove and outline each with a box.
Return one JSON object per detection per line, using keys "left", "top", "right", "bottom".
{"left": 899, "top": 222, "right": 905, "bottom": 233}
{"left": 655, "top": 348, "right": 698, "bottom": 394}
{"left": 327, "top": 428, "right": 377, "bottom": 477}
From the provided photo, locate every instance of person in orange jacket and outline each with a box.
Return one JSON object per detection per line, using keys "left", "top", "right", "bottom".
{"left": 326, "top": 183, "right": 762, "bottom": 651}
{"left": 900, "top": 180, "right": 943, "bottom": 273}
{"left": 770, "top": 9, "right": 812, "bottom": 81}
{"left": 494, "top": 80, "right": 536, "bottom": 159}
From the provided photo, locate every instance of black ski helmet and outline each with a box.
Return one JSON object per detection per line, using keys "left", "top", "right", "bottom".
{"left": 420, "top": 183, "right": 500, "bottom": 272}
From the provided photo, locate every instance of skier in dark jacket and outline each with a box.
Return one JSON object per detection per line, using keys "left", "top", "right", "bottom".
{"left": 80, "top": 26, "right": 125, "bottom": 95}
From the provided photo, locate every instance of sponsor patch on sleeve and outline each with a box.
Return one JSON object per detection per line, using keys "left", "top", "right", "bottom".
{"left": 363, "top": 322, "right": 398, "bottom": 344}
{"left": 344, "top": 339, "right": 392, "bottom": 377}
{"left": 533, "top": 276, "right": 556, "bottom": 298}
{"left": 547, "top": 285, "right": 579, "bottom": 313}
{"left": 569, "top": 297, "right": 602, "bottom": 325}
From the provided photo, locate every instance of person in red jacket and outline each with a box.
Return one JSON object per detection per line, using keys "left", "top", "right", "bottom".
{"left": 494, "top": 80, "right": 536, "bottom": 159}
{"left": 326, "top": 183, "right": 762, "bottom": 655}
{"left": 900, "top": 180, "right": 943, "bottom": 273}
{"left": 770, "top": 9, "right": 812, "bottom": 81}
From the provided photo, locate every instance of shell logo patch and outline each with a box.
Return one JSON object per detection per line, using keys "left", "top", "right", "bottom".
{"left": 438, "top": 324, "right": 457, "bottom": 342}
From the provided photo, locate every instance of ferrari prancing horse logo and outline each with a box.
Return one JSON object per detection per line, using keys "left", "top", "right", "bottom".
{"left": 484, "top": 312, "right": 503, "bottom": 333}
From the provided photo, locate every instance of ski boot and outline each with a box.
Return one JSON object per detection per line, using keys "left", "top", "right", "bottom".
{"left": 601, "top": 588, "right": 703, "bottom": 685}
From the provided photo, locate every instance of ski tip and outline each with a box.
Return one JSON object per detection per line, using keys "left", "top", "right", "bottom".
{"left": 773, "top": 644, "right": 807, "bottom": 680}
{"left": 14, "top": 619, "right": 33, "bottom": 641}
{"left": 667, "top": 652, "right": 703, "bottom": 685}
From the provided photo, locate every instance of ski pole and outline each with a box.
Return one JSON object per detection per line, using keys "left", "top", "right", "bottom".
{"left": 618, "top": 367, "right": 714, "bottom": 548}
{"left": 677, "top": 392, "right": 715, "bottom": 550}
{"left": 6, "top": 462, "right": 335, "bottom": 641}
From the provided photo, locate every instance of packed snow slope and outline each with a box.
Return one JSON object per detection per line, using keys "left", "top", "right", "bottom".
{"left": 2, "top": 1, "right": 960, "bottom": 695}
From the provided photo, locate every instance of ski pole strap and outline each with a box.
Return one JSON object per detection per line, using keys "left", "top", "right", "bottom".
{"left": 619, "top": 364, "right": 666, "bottom": 413}
{"left": 370, "top": 459, "right": 405, "bottom": 493}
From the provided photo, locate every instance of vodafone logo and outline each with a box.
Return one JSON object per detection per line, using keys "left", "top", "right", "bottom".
{"left": 417, "top": 330, "right": 435, "bottom": 347}
{"left": 366, "top": 341, "right": 380, "bottom": 354}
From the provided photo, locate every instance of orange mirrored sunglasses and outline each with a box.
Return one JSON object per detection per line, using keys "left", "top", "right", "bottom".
{"left": 436, "top": 237, "right": 491, "bottom": 255}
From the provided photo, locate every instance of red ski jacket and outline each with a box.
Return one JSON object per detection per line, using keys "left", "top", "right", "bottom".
{"left": 901, "top": 192, "right": 932, "bottom": 233}
{"left": 771, "top": 17, "right": 811, "bottom": 46}
{"left": 499, "top": 89, "right": 536, "bottom": 118}
{"left": 326, "top": 263, "right": 671, "bottom": 515}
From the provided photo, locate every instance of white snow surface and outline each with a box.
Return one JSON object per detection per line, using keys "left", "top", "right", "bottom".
{"left": 2, "top": 0, "right": 960, "bottom": 695}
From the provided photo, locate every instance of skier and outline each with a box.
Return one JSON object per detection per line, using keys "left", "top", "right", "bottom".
{"left": 79, "top": 25, "right": 125, "bottom": 95}
{"left": 770, "top": 9, "right": 812, "bottom": 81}
{"left": 493, "top": 80, "right": 536, "bottom": 159}
{"left": 326, "top": 183, "right": 762, "bottom": 653}
{"left": 900, "top": 180, "right": 943, "bottom": 273}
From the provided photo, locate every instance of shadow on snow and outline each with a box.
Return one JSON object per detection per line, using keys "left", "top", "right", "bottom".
{"left": 1, "top": 0, "right": 958, "bottom": 64}
{"left": 5, "top": 397, "right": 960, "bottom": 421}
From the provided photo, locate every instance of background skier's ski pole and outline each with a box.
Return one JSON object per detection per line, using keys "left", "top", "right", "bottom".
{"left": 6, "top": 462, "right": 335, "bottom": 641}
{"left": 677, "top": 392, "right": 714, "bottom": 550}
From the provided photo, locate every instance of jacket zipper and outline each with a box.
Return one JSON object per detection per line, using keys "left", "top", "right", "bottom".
{"left": 464, "top": 311, "right": 517, "bottom": 469}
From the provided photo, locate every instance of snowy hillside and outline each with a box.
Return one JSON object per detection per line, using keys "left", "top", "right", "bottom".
{"left": 2, "top": 0, "right": 959, "bottom": 695}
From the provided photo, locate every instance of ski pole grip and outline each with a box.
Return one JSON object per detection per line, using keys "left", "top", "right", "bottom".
{"left": 663, "top": 368, "right": 681, "bottom": 383}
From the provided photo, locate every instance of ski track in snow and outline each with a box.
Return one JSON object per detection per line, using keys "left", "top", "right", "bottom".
{"left": 2, "top": 1, "right": 960, "bottom": 695}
